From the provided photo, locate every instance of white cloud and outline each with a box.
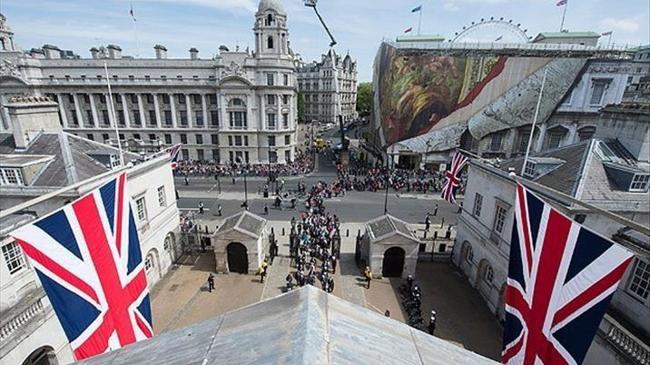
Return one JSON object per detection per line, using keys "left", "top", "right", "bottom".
{"left": 600, "top": 17, "right": 640, "bottom": 33}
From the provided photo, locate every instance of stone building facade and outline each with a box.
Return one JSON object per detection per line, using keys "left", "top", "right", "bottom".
{"left": 0, "top": 0, "right": 299, "bottom": 164}
{"left": 297, "top": 49, "right": 358, "bottom": 123}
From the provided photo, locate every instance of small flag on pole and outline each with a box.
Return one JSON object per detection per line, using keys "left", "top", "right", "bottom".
{"left": 411, "top": 5, "right": 422, "bottom": 12}
{"left": 404, "top": 27, "right": 413, "bottom": 33}
{"left": 495, "top": 35, "right": 503, "bottom": 42}
{"left": 166, "top": 144, "right": 182, "bottom": 169}
{"left": 441, "top": 151, "right": 468, "bottom": 205}
{"left": 601, "top": 31, "right": 613, "bottom": 36}
{"left": 556, "top": 0, "right": 567, "bottom": 6}
{"left": 130, "top": 2, "right": 136, "bottom": 21}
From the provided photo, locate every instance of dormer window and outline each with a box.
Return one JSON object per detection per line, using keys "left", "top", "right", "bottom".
{"left": 523, "top": 161, "right": 536, "bottom": 178}
{"left": 630, "top": 174, "right": 649, "bottom": 192}
{"left": 0, "top": 168, "right": 25, "bottom": 186}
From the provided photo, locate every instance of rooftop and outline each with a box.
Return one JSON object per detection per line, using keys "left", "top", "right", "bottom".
{"left": 74, "top": 286, "right": 497, "bottom": 365}
{"left": 366, "top": 214, "right": 420, "bottom": 242}
{"left": 214, "top": 210, "right": 266, "bottom": 238}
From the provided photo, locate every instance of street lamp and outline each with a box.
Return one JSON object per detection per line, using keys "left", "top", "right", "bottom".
{"left": 235, "top": 157, "right": 248, "bottom": 210}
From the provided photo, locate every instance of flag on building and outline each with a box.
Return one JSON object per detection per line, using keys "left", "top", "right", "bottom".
{"left": 495, "top": 35, "right": 503, "bottom": 42}
{"left": 404, "top": 27, "right": 413, "bottom": 33}
{"left": 556, "top": 0, "right": 567, "bottom": 6}
{"left": 129, "top": 2, "right": 136, "bottom": 21}
{"left": 10, "top": 173, "right": 153, "bottom": 361}
{"left": 168, "top": 144, "right": 182, "bottom": 169}
{"left": 501, "top": 183, "right": 633, "bottom": 365}
{"left": 601, "top": 31, "right": 613, "bottom": 36}
{"left": 411, "top": 5, "right": 422, "bottom": 12}
{"left": 441, "top": 151, "right": 468, "bottom": 205}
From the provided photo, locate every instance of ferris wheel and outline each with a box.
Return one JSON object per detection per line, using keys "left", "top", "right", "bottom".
{"left": 450, "top": 17, "right": 531, "bottom": 43}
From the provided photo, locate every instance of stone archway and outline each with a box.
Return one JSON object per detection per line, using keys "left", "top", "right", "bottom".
{"left": 382, "top": 246, "right": 405, "bottom": 277}
{"left": 145, "top": 248, "right": 161, "bottom": 285}
{"left": 227, "top": 242, "right": 248, "bottom": 274}
{"left": 164, "top": 232, "right": 178, "bottom": 262}
{"left": 22, "top": 346, "right": 58, "bottom": 365}
{"left": 476, "top": 258, "right": 493, "bottom": 300}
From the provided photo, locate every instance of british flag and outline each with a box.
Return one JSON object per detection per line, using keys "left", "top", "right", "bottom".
{"left": 11, "top": 173, "right": 153, "bottom": 361}
{"left": 441, "top": 151, "right": 468, "bottom": 204}
{"left": 168, "top": 144, "right": 182, "bottom": 170}
{"left": 502, "top": 183, "right": 633, "bottom": 365}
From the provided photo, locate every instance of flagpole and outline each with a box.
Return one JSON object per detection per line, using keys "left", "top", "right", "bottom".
{"left": 104, "top": 61, "right": 125, "bottom": 166}
{"left": 521, "top": 67, "right": 548, "bottom": 176}
{"left": 131, "top": 2, "right": 140, "bottom": 57}
{"left": 417, "top": 8, "right": 422, "bottom": 35}
{"left": 608, "top": 32, "right": 613, "bottom": 48}
{"left": 559, "top": 1, "right": 568, "bottom": 31}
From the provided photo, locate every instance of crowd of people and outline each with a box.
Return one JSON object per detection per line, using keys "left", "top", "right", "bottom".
{"left": 284, "top": 189, "right": 341, "bottom": 293}
{"left": 173, "top": 150, "right": 314, "bottom": 178}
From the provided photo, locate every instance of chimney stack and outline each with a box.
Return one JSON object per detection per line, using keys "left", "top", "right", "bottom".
{"left": 90, "top": 47, "right": 99, "bottom": 59}
{"left": 154, "top": 44, "right": 167, "bottom": 59}
{"left": 107, "top": 44, "right": 122, "bottom": 59}
{"left": 42, "top": 44, "right": 61, "bottom": 59}
{"left": 7, "top": 96, "right": 62, "bottom": 149}
{"left": 189, "top": 47, "right": 199, "bottom": 60}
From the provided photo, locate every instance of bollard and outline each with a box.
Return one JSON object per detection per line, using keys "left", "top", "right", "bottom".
{"left": 440, "top": 217, "right": 445, "bottom": 228}
{"left": 271, "top": 227, "right": 275, "bottom": 234}
{"left": 346, "top": 229, "right": 349, "bottom": 237}
{"left": 282, "top": 227, "right": 285, "bottom": 236}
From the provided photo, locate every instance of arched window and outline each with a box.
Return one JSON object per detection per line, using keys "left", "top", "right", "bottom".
{"left": 578, "top": 126, "right": 596, "bottom": 141}
{"left": 266, "top": 14, "right": 273, "bottom": 26}
{"left": 229, "top": 98, "right": 246, "bottom": 107}
{"left": 484, "top": 265, "right": 494, "bottom": 283}
{"left": 267, "top": 36, "right": 274, "bottom": 49}
{"left": 463, "top": 242, "right": 474, "bottom": 263}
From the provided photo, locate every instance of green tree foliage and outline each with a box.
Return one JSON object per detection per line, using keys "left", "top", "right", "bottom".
{"left": 297, "top": 91, "right": 305, "bottom": 123}
{"left": 356, "top": 82, "right": 372, "bottom": 117}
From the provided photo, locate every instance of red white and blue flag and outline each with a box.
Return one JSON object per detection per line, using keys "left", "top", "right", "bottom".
{"left": 404, "top": 27, "right": 413, "bottom": 34}
{"left": 556, "top": 0, "right": 567, "bottom": 6}
{"left": 168, "top": 144, "right": 182, "bottom": 169}
{"left": 502, "top": 183, "right": 633, "bottom": 365}
{"left": 441, "top": 151, "right": 468, "bottom": 205}
{"left": 11, "top": 173, "right": 153, "bottom": 360}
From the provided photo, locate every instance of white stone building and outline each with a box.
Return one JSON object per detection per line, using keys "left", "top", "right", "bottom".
{"left": 0, "top": 97, "right": 181, "bottom": 364}
{"left": 452, "top": 131, "right": 649, "bottom": 364}
{"left": 297, "top": 49, "right": 358, "bottom": 123}
{"left": 0, "top": 0, "right": 299, "bottom": 165}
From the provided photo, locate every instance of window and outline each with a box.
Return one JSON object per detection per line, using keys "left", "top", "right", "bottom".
{"left": 244, "top": 136, "right": 249, "bottom": 146}
{"left": 229, "top": 112, "right": 247, "bottom": 129}
{"left": 282, "top": 95, "right": 289, "bottom": 104}
{"left": 267, "top": 95, "right": 276, "bottom": 105}
{"left": 523, "top": 161, "right": 536, "bottom": 178}
{"left": 177, "top": 94, "right": 185, "bottom": 104}
{"left": 285, "top": 135, "right": 291, "bottom": 145}
{"left": 181, "top": 149, "right": 189, "bottom": 160}
{"left": 464, "top": 244, "right": 474, "bottom": 263}
{"left": 148, "top": 111, "right": 156, "bottom": 125}
{"left": 133, "top": 112, "right": 141, "bottom": 125}
{"left": 177, "top": 75, "right": 183, "bottom": 81}
{"left": 161, "top": 75, "right": 167, "bottom": 81}
{"left": 146, "top": 94, "right": 154, "bottom": 104}
{"left": 546, "top": 132, "right": 564, "bottom": 149}
{"left": 630, "top": 174, "right": 650, "bottom": 192}
{"left": 283, "top": 74, "right": 289, "bottom": 86}
{"left": 157, "top": 186, "right": 167, "bottom": 207}
{"left": 267, "top": 36, "right": 274, "bottom": 49}
{"left": 285, "top": 150, "right": 291, "bottom": 163}
{"left": 493, "top": 204, "right": 508, "bottom": 234}
{"left": 211, "top": 134, "right": 219, "bottom": 145}
{"left": 268, "top": 136, "right": 276, "bottom": 147}
{"left": 267, "top": 113, "right": 276, "bottom": 129}
{"left": 197, "top": 149, "right": 204, "bottom": 161}
{"left": 133, "top": 133, "right": 141, "bottom": 140}
{"left": 145, "top": 75, "right": 151, "bottom": 81}
{"left": 196, "top": 134, "right": 203, "bottom": 144}
{"left": 228, "top": 136, "right": 233, "bottom": 146}
{"left": 129, "top": 75, "right": 135, "bottom": 81}
{"left": 180, "top": 111, "right": 188, "bottom": 125}
{"left": 231, "top": 98, "right": 244, "bottom": 107}
{"left": 164, "top": 111, "right": 172, "bottom": 125}
{"left": 484, "top": 266, "right": 494, "bottom": 284}
{"left": 212, "top": 149, "right": 219, "bottom": 162}
{"left": 119, "top": 133, "right": 125, "bottom": 140}
{"left": 2, "top": 242, "right": 25, "bottom": 274}
{"left": 0, "top": 168, "right": 25, "bottom": 186}
{"left": 282, "top": 113, "right": 289, "bottom": 129}
{"left": 180, "top": 134, "right": 187, "bottom": 144}
{"left": 473, "top": 193, "right": 483, "bottom": 217}
{"left": 162, "top": 94, "right": 170, "bottom": 104}
{"left": 102, "top": 133, "right": 109, "bottom": 141}
{"left": 627, "top": 259, "right": 649, "bottom": 301}
{"left": 210, "top": 111, "right": 219, "bottom": 127}
{"left": 164, "top": 134, "right": 172, "bottom": 144}
{"left": 86, "top": 134, "right": 94, "bottom": 141}
{"left": 193, "top": 94, "right": 201, "bottom": 104}
{"left": 590, "top": 80, "right": 609, "bottom": 105}
{"left": 135, "top": 196, "right": 147, "bottom": 222}
{"left": 234, "top": 135, "right": 243, "bottom": 146}
{"left": 578, "top": 126, "right": 596, "bottom": 141}
{"left": 266, "top": 73, "right": 274, "bottom": 86}
{"left": 145, "top": 255, "right": 153, "bottom": 271}
{"left": 490, "top": 132, "right": 503, "bottom": 151}
{"left": 148, "top": 134, "right": 156, "bottom": 140}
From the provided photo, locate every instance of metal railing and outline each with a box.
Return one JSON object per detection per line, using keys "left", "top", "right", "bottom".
{"left": 601, "top": 314, "right": 649, "bottom": 365}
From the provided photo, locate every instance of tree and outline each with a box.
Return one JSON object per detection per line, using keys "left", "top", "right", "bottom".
{"left": 356, "top": 82, "right": 372, "bottom": 117}
{"left": 297, "top": 91, "right": 305, "bottom": 123}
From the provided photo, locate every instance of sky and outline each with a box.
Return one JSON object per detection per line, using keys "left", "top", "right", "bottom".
{"left": 2, "top": 0, "right": 649, "bottom": 82}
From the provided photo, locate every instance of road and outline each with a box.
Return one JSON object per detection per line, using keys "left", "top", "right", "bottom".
{"left": 175, "top": 150, "right": 461, "bottom": 224}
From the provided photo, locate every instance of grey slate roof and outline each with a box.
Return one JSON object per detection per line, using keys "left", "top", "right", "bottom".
{"left": 366, "top": 214, "right": 420, "bottom": 242}
{"left": 214, "top": 210, "right": 267, "bottom": 238}
{"left": 0, "top": 132, "right": 139, "bottom": 187}
{"left": 74, "top": 286, "right": 498, "bottom": 365}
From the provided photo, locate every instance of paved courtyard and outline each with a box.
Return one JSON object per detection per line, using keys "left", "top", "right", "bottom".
{"left": 150, "top": 251, "right": 502, "bottom": 361}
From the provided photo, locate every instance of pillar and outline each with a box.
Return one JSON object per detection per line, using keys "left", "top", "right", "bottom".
{"left": 186, "top": 94, "right": 193, "bottom": 128}
{"left": 121, "top": 94, "right": 131, "bottom": 128}
{"left": 56, "top": 93, "right": 69, "bottom": 128}
{"left": 104, "top": 93, "right": 115, "bottom": 127}
{"left": 88, "top": 94, "right": 99, "bottom": 127}
{"left": 137, "top": 94, "right": 146, "bottom": 127}
{"left": 73, "top": 94, "right": 83, "bottom": 127}
{"left": 169, "top": 93, "right": 178, "bottom": 128}
{"left": 153, "top": 93, "right": 162, "bottom": 128}
{"left": 201, "top": 94, "right": 208, "bottom": 128}
{"left": 219, "top": 94, "right": 227, "bottom": 129}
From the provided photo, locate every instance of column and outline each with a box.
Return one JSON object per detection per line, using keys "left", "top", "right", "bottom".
{"left": 219, "top": 94, "right": 227, "bottom": 129}
{"left": 153, "top": 93, "right": 162, "bottom": 128}
{"left": 120, "top": 94, "right": 130, "bottom": 128}
{"left": 88, "top": 93, "right": 99, "bottom": 127}
{"left": 56, "top": 93, "right": 69, "bottom": 128}
{"left": 276, "top": 94, "right": 281, "bottom": 131}
{"left": 72, "top": 94, "right": 83, "bottom": 127}
{"left": 169, "top": 93, "right": 178, "bottom": 128}
{"left": 104, "top": 93, "right": 115, "bottom": 127}
{"left": 260, "top": 94, "right": 266, "bottom": 130}
{"left": 137, "top": 94, "right": 146, "bottom": 128}
{"left": 201, "top": 94, "right": 208, "bottom": 129}
{"left": 534, "top": 123, "right": 547, "bottom": 152}
{"left": 186, "top": 94, "right": 194, "bottom": 128}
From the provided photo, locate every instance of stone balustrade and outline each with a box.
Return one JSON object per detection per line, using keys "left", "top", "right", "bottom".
{"left": 0, "top": 295, "right": 45, "bottom": 343}
{"left": 602, "top": 314, "right": 649, "bottom": 365}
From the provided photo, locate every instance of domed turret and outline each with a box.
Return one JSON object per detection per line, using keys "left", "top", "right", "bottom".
{"left": 257, "top": 0, "right": 286, "bottom": 15}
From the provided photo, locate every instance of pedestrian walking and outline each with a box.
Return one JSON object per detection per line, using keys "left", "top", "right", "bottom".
{"left": 217, "top": 204, "right": 223, "bottom": 216}
{"left": 184, "top": 176, "right": 189, "bottom": 186}
{"left": 425, "top": 214, "right": 431, "bottom": 232}
{"left": 384, "top": 310, "right": 390, "bottom": 317}
{"left": 364, "top": 266, "right": 372, "bottom": 289}
{"left": 264, "top": 205, "right": 269, "bottom": 215}
{"left": 198, "top": 201, "right": 205, "bottom": 215}
{"left": 428, "top": 310, "right": 437, "bottom": 335}
{"left": 207, "top": 273, "right": 215, "bottom": 293}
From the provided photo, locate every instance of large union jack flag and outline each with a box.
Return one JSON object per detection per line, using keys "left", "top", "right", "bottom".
{"left": 441, "top": 151, "right": 468, "bottom": 205}
{"left": 11, "top": 173, "right": 153, "bottom": 361}
{"left": 168, "top": 144, "right": 182, "bottom": 170}
{"left": 502, "top": 183, "right": 633, "bottom": 365}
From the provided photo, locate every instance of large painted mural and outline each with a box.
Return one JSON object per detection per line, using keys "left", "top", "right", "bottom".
{"left": 372, "top": 42, "right": 587, "bottom": 150}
